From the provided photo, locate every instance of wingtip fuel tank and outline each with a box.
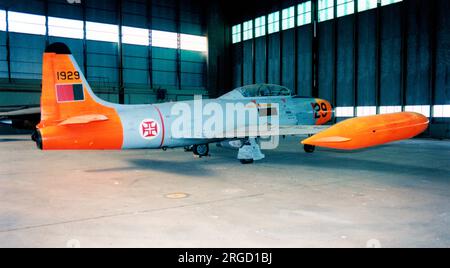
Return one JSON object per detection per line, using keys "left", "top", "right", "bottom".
{"left": 301, "top": 112, "right": 429, "bottom": 150}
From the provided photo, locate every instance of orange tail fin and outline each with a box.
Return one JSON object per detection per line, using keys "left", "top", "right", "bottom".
{"left": 39, "top": 43, "right": 107, "bottom": 127}
{"left": 36, "top": 43, "right": 123, "bottom": 150}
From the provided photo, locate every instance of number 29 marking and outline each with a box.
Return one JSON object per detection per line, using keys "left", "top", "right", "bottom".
{"left": 311, "top": 102, "right": 328, "bottom": 119}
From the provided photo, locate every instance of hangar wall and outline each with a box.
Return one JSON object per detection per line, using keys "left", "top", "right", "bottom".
{"left": 0, "top": 0, "right": 208, "bottom": 107}
{"left": 230, "top": 0, "right": 450, "bottom": 138}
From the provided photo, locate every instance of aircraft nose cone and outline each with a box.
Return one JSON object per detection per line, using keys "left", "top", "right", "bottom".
{"left": 313, "top": 99, "right": 333, "bottom": 125}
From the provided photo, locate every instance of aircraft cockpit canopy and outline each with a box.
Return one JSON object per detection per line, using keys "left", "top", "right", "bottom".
{"left": 219, "top": 84, "right": 292, "bottom": 99}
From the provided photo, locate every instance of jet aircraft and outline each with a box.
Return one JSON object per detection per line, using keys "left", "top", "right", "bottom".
{"left": 11, "top": 43, "right": 431, "bottom": 164}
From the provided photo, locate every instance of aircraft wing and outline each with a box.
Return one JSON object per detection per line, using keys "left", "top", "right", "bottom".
{"left": 0, "top": 107, "right": 41, "bottom": 117}
{"left": 205, "top": 125, "right": 329, "bottom": 139}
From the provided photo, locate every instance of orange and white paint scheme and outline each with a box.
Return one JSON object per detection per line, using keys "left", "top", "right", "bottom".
{"left": 35, "top": 43, "right": 428, "bottom": 163}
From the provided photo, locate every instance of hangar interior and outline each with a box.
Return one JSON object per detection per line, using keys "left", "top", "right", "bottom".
{"left": 0, "top": 0, "right": 449, "bottom": 136}
{"left": 0, "top": 0, "right": 449, "bottom": 248}
{"left": 228, "top": 0, "right": 450, "bottom": 138}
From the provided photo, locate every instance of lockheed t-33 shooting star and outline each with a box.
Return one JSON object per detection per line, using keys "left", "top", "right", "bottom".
{"left": 32, "top": 43, "right": 429, "bottom": 164}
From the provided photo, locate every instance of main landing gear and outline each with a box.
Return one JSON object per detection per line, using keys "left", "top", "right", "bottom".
{"left": 193, "top": 144, "right": 209, "bottom": 157}
{"left": 237, "top": 138, "right": 265, "bottom": 164}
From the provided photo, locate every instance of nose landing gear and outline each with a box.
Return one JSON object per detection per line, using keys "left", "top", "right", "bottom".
{"left": 304, "top": 144, "right": 316, "bottom": 153}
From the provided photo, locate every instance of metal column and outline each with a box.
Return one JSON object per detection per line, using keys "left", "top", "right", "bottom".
{"left": 175, "top": 0, "right": 182, "bottom": 90}
{"left": 5, "top": 9, "right": 11, "bottom": 82}
{"left": 265, "top": 13, "right": 269, "bottom": 84}
{"left": 400, "top": 0, "right": 408, "bottom": 111}
{"left": 375, "top": 0, "right": 382, "bottom": 114}
{"left": 252, "top": 19, "right": 256, "bottom": 84}
{"left": 332, "top": 0, "right": 338, "bottom": 108}
{"left": 44, "top": 0, "right": 49, "bottom": 47}
{"left": 82, "top": 0, "right": 88, "bottom": 76}
{"left": 146, "top": 0, "right": 153, "bottom": 89}
{"left": 311, "top": 0, "right": 319, "bottom": 98}
{"left": 353, "top": 0, "right": 359, "bottom": 116}
{"left": 117, "top": 0, "right": 125, "bottom": 104}
{"left": 429, "top": 0, "right": 437, "bottom": 120}
{"left": 294, "top": 3, "right": 299, "bottom": 95}
{"left": 279, "top": 7, "right": 283, "bottom": 85}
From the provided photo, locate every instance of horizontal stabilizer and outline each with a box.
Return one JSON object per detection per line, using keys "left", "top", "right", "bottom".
{"left": 58, "top": 114, "right": 109, "bottom": 126}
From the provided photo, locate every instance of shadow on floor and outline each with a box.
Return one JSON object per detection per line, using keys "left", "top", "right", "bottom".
{"left": 259, "top": 149, "right": 450, "bottom": 180}
{"left": 85, "top": 158, "right": 215, "bottom": 177}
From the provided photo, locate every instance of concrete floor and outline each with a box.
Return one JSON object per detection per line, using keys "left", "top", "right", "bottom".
{"left": 0, "top": 135, "right": 449, "bottom": 248}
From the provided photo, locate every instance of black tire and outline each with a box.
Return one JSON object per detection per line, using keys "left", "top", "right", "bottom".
{"left": 240, "top": 159, "right": 254, "bottom": 164}
{"left": 31, "top": 130, "right": 37, "bottom": 142}
{"left": 193, "top": 144, "right": 209, "bottom": 157}
{"left": 304, "top": 144, "right": 316, "bottom": 153}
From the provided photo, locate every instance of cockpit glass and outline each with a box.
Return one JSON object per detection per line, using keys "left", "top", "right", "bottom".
{"left": 220, "top": 84, "right": 291, "bottom": 99}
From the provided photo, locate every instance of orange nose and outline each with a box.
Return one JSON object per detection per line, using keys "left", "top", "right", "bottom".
{"left": 313, "top": 99, "right": 333, "bottom": 125}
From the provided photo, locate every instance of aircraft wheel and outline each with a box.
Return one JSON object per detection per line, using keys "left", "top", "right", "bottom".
{"left": 304, "top": 144, "right": 316, "bottom": 153}
{"left": 240, "top": 159, "right": 254, "bottom": 164}
{"left": 31, "top": 130, "right": 37, "bottom": 142}
{"left": 193, "top": 144, "right": 209, "bottom": 157}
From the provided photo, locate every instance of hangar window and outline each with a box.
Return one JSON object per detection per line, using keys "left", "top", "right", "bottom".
{"left": 335, "top": 107, "right": 354, "bottom": 117}
{"left": 381, "top": 0, "right": 402, "bottom": 6}
{"left": 243, "top": 20, "right": 253, "bottom": 41}
{"left": 379, "top": 106, "right": 402, "bottom": 114}
{"left": 336, "top": 0, "right": 355, "bottom": 18}
{"left": 232, "top": 24, "right": 241, "bottom": 44}
{"left": 433, "top": 105, "right": 450, "bottom": 118}
{"left": 152, "top": 30, "right": 178, "bottom": 49}
{"left": 0, "top": 10, "right": 6, "bottom": 31}
{"left": 255, "top": 16, "right": 266, "bottom": 38}
{"left": 357, "top": 106, "right": 377, "bottom": 117}
{"left": 405, "top": 105, "right": 431, "bottom": 118}
{"left": 267, "top": 11, "right": 280, "bottom": 34}
{"left": 358, "top": 0, "right": 378, "bottom": 12}
{"left": 181, "top": 34, "right": 207, "bottom": 52}
{"left": 318, "top": 0, "right": 334, "bottom": 22}
{"left": 48, "top": 17, "right": 83, "bottom": 40}
{"left": 282, "top": 6, "right": 295, "bottom": 30}
{"left": 8, "top": 11, "right": 46, "bottom": 35}
{"left": 86, "top": 21, "right": 118, "bottom": 43}
{"left": 122, "top": 26, "right": 149, "bottom": 46}
{"left": 297, "top": 1, "right": 312, "bottom": 27}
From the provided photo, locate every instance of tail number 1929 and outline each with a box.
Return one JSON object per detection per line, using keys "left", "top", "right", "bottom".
{"left": 57, "top": 71, "right": 80, "bottom": 81}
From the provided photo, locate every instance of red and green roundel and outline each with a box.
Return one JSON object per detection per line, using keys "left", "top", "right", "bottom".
{"left": 56, "top": 84, "right": 84, "bottom": 102}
